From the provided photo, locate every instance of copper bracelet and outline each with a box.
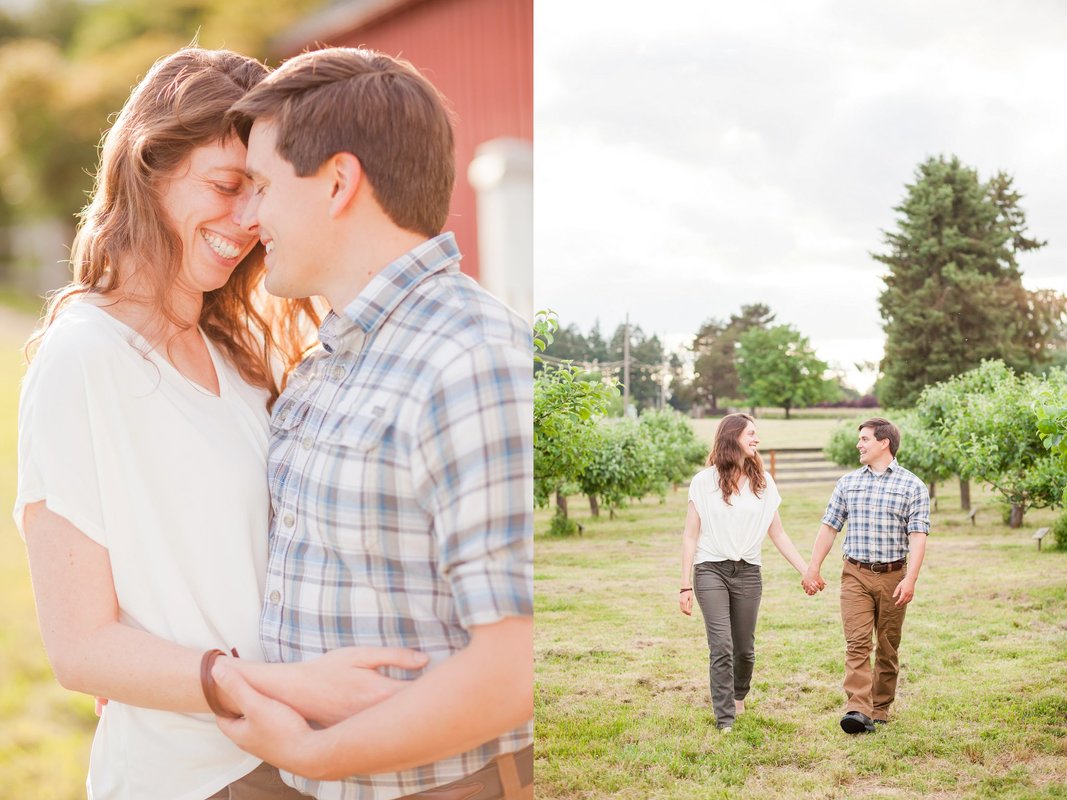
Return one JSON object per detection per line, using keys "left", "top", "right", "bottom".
{"left": 200, "top": 647, "right": 241, "bottom": 719}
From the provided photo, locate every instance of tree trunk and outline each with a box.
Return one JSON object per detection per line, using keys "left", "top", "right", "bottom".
{"left": 556, "top": 490, "right": 568, "bottom": 520}
{"left": 959, "top": 478, "right": 971, "bottom": 511}
{"left": 928, "top": 482, "right": 937, "bottom": 512}
{"left": 588, "top": 495, "right": 599, "bottom": 518}
{"left": 1009, "top": 503, "right": 1024, "bottom": 529}
{"left": 784, "top": 406, "right": 791, "bottom": 420}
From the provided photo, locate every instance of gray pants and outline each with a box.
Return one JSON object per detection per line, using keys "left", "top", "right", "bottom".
{"left": 693, "top": 560, "right": 763, "bottom": 727}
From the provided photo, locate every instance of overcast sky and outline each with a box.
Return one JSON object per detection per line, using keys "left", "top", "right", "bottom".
{"left": 533, "top": 0, "right": 1067, "bottom": 391}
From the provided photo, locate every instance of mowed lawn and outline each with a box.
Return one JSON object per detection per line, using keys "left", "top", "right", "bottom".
{"left": 0, "top": 313, "right": 96, "bottom": 799}
{"left": 689, "top": 414, "right": 864, "bottom": 451}
{"left": 535, "top": 475, "right": 1067, "bottom": 798}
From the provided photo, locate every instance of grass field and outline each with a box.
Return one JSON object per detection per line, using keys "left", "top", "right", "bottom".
{"left": 689, "top": 414, "right": 867, "bottom": 451}
{"left": 0, "top": 312, "right": 96, "bottom": 799}
{"left": 535, "top": 480, "right": 1067, "bottom": 799}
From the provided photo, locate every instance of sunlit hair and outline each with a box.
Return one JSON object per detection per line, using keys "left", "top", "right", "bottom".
{"left": 26, "top": 47, "right": 318, "bottom": 407}
{"left": 227, "top": 46, "right": 455, "bottom": 238}
{"left": 706, "top": 413, "right": 766, "bottom": 505}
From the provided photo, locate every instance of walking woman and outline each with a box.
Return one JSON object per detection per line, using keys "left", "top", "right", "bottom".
{"left": 678, "top": 413, "right": 812, "bottom": 732}
{"left": 15, "top": 48, "right": 422, "bottom": 799}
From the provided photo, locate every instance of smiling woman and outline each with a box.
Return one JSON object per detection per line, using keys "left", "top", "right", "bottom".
{"left": 12, "top": 48, "right": 373, "bottom": 800}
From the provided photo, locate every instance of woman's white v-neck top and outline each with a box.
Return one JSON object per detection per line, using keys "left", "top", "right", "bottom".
{"left": 14, "top": 302, "right": 269, "bottom": 800}
{"left": 688, "top": 466, "right": 781, "bottom": 566}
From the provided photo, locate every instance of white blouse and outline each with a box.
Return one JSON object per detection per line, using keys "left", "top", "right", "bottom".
{"left": 15, "top": 302, "right": 269, "bottom": 800}
{"left": 688, "top": 466, "right": 781, "bottom": 566}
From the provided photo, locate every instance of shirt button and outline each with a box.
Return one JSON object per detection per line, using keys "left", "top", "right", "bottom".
{"left": 301, "top": 436, "right": 313, "bottom": 450}
{"left": 268, "top": 590, "right": 281, "bottom": 604}
{"left": 282, "top": 513, "right": 295, "bottom": 528}
{"left": 331, "top": 365, "right": 346, "bottom": 380}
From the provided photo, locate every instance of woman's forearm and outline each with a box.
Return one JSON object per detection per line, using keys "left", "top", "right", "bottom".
{"left": 768, "top": 529, "right": 808, "bottom": 575}
{"left": 51, "top": 621, "right": 217, "bottom": 712}
{"left": 24, "top": 501, "right": 219, "bottom": 714}
{"left": 767, "top": 512, "right": 807, "bottom": 574}
{"left": 680, "top": 502, "right": 701, "bottom": 587}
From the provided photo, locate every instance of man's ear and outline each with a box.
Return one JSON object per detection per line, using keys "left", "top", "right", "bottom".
{"left": 326, "top": 152, "right": 362, "bottom": 217}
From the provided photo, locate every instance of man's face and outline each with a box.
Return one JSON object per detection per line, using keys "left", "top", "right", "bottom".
{"left": 856, "top": 427, "right": 888, "bottom": 465}
{"left": 241, "top": 119, "right": 332, "bottom": 299}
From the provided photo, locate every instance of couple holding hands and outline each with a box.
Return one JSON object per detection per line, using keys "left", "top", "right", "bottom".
{"left": 680, "top": 414, "right": 930, "bottom": 735}
{"left": 16, "top": 45, "right": 531, "bottom": 800}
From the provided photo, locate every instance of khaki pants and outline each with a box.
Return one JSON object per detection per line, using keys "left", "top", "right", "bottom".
{"left": 840, "top": 559, "right": 908, "bottom": 720}
{"left": 205, "top": 762, "right": 311, "bottom": 799}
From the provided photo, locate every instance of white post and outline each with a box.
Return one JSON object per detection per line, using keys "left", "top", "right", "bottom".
{"left": 467, "top": 138, "right": 533, "bottom": 322}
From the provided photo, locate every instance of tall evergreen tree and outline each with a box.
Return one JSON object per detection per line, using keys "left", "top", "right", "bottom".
{"left": 875, "top": 155, "right": 1063, "bottom": 407}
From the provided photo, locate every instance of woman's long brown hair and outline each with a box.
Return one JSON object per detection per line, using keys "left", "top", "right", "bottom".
{"left": 26, "top": 47, "right": 319, "bottom": 407}
{"left": 706, "top": 413, "right": 766, "bottom": 505}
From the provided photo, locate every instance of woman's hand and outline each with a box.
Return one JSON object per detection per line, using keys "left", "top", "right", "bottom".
{"left": 237, "top": 646, "right": 429, "bottom": 728}
{"left": 801, "top": 567, "right": 826, "bottom": 595}
{"left": 213, "top": 660, "right": 324, "bottom": 777}
{"left": 679, "top": 588, "right": 694, "bottom": 616}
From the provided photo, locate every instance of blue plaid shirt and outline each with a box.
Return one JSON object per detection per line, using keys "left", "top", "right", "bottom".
{"left": 260, "top": 233, "right": 533, "bottom": 800}
{"left": 821, "top": 459, "right": 930, "bottom": 563}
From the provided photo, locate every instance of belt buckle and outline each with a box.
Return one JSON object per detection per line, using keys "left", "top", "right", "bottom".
{"left": 871, "top": 562, "right": 887, "bottom": 573}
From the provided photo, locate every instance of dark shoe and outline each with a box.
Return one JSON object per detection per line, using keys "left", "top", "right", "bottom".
{"left": 840, "top": 711, "right": 875, "bottom": 734}
{"left": 873, "top": 719, "right": 888, "bottom": 726}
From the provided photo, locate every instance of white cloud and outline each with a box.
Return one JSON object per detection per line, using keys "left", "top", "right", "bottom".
{"left": 535, "top": 1, "right": 1067, "bottom": 391}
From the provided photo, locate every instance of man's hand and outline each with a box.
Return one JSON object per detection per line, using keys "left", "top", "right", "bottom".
{"left": 679, "top": 589, "right": 694, "bottom": 616}
{"left": 893, "top": 577, "right": 916, "bottom": 606}
{"left": 213, "top": 660, "right": 323, "bottom": 776}
{"left": 801, "top": 567, "right": 825, "bottom": 595}
{"left": 225, "top": 646, "right": 430, "bottom": 728}
{"left": 286, "top": 647, "right": 428, "bottom": 727}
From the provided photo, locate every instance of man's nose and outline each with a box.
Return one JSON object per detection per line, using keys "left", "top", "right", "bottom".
{"left": 235, "top": 188, "right": 260, "bottom": 232}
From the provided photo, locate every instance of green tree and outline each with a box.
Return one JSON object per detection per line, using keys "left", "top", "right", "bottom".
{"left": 691, "top": 303, "right": 775, "bottom": 413}
{"left": 935, "top": 361, "right": 1067, "bottom": 527}
{"left": 667, "top": 352, "right": 695, "bottom": 413}
{"left": 537, "top": 322, "right": 588, "bottom": 373}
{"left": 736, "top": 324, "right": 834, "bottom": 419}
{"left": 875, "top": 155, "right": 1065, "bottom": 407}
{"left": 1036, "top": 374, "right": 1067, "bottom": 506}
{"left": 638, "top": 407, "right": 707, "bottom": 488}
{"left": 576, "top": 420, "right": 660, "bottom": 518}
{"left": 533, "top": 312, "right": 619, "bottom": 533}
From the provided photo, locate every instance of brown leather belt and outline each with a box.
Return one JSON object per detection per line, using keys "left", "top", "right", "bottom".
{"left": 845, "top": 556, "right": 906, "bottom": 574}
{"left": 394, "top": 745, "right": 533, "bottom": 800}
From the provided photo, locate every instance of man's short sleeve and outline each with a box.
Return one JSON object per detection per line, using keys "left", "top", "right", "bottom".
{"left": 412, "top": 341, "right": 532, "bottom": 628}
{"left": 820, "top": 476, "right": 849, "bottom": 532}
{"left": 14, "top": 327, "right": 107, "bottom": 545}
{"left": 907, "top": 480, "right": 931, "bottom": 535}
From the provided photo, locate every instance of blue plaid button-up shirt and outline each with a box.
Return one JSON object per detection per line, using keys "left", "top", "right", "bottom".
{"left": 821, "top": 459, "right": 930, "bottom": 563}
{"left": 260, "top": 233, "right": 533, "bottom": 800}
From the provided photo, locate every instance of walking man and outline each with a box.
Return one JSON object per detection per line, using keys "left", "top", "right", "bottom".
{"left": 209, "top": 47, "right": 533, "bottom": 799}
{"left": 802, "top": 418, "right": 929, "bottom": 733}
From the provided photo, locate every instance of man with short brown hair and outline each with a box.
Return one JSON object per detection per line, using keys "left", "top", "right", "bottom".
{"left": 803, "top": 417, "right": 929, "bottom": 733}
{"left": 210, "top": 47, "right": 533, "bottom": 800}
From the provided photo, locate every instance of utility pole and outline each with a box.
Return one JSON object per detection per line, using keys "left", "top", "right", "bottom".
{"left": 660, "top": 355, "right": 669, "bottom": 409}
{"left": 622, "top": 313, "right": 631, "bottom": 416}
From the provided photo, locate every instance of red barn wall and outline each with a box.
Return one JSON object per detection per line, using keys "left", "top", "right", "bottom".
{"left": 285, "top": 0, "right": 533, "bottom": 280}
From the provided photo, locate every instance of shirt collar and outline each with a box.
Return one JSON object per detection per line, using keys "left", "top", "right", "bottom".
{"left": 864, "top": 457, "right": 899, "bottom": 476}
{"left": 318, "top": 232, "right": 461, "bottom": 353}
